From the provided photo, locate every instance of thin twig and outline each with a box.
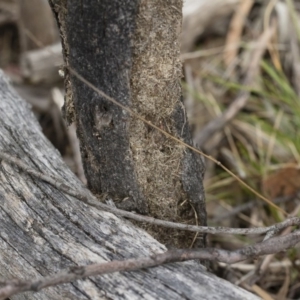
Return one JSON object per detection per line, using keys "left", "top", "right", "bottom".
{"left": 248, "top": 204, "right": 300, "bottom": 286}
{"left": 0, "top": 152, "right": 298, "bottom": 236}
{"left": 1, "top": 230, "right": 300, "bottom": 300}
{"left": 180, "top": 42, "right": 288, "bottom": 61}
{"left": 223, "top": 0, "right": 254, "bottom": 66}
{"left": 213, "top": 195, "right": 295, "bottom": 223}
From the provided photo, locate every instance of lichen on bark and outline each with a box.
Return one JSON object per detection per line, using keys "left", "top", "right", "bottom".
{"left": 129, "top": 0, "right": 206, "bottom": 247}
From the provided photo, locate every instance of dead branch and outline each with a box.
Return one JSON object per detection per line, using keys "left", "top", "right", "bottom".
{"left": 1, "top": 230, "right": 300, "bottom": 300}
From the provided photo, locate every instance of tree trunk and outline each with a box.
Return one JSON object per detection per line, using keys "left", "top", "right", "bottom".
{"left": 49, "top": 0, "right": 207, "bottom": 248}
{"left": 0, "top": 71, "right": 259, "bottom": 299}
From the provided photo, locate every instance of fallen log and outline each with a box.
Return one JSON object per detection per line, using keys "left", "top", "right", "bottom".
{"left": 0, "top": 70, "right": 258, "bottom": 299}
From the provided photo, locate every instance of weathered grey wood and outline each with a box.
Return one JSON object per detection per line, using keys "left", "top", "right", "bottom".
{"left": 20, "top": 43, "right": 63, "bottom": 84}
{"left": 0, "top": 71, "right": 259, "bottom": 299}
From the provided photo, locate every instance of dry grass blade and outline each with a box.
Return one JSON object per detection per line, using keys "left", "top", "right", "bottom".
{"left": 224, "top": 0, "right": 254, "bottom": 66}
{"left": 250, "top": 285, "right": 274, "bottom": 300}
{"left": 194, "top": 23, "right": 276, "bottom": 147}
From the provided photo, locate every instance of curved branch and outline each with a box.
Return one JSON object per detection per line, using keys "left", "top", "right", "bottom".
{"left": 1, "top": 230, "right": 300, "bottom": 299}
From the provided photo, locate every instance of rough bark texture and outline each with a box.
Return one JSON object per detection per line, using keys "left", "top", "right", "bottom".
{"left": 49, "top": 0, "right": 207, "bottom": 248}
{"left": 0, "top": 71, "right": 259, "bottom": 299}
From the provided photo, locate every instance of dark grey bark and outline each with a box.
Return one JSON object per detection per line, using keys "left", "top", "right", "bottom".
{"left": 0, "top": 71, "right": 259, "bottom": 299}
{"left": 49, "top": 0, "right": 146, "bottom": 212}
{"left": 49, "top": 0, "right": 207, "bottom": 248}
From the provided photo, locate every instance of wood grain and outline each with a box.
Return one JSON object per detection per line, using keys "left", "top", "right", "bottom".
{"left": 0, "top": 71, "right": 258, "bottom": 299}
